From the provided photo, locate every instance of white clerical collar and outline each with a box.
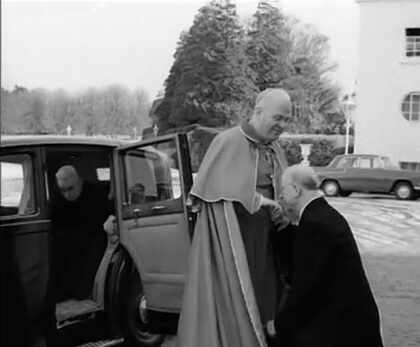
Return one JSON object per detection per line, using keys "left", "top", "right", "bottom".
{"left": 298, "top": 192, "right": 324, "bottom": 225}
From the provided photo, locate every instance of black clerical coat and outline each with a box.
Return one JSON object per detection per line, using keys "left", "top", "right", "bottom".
{"left": 275, "top": 197, "right": 383, "bottom": 347}
{"left": 52, "top": 181, "right": 112, "bottom": 299}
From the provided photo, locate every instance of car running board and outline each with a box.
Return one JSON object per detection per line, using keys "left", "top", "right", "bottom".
{"left": 77, "top": 338, "right": 124, "bottom": 347}
{"left": 56, "top": 299, "right": 102, "bottom": 329}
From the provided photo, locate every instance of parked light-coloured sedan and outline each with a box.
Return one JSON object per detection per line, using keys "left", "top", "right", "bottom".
{"left": 314, "top": 154, "right": 420, "bottom": 200}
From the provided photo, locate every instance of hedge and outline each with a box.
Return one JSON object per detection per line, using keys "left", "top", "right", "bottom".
{"left": 163, "top": 124, "right": 345, "bottom": 171}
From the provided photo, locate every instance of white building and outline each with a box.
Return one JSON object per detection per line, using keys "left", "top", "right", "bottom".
{"left": 355, "top": 0, "right": 420, "bottom": 171}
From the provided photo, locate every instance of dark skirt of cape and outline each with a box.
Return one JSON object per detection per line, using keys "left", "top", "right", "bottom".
{"left": 234, "top": 202, "right": 279, "bottom": 324}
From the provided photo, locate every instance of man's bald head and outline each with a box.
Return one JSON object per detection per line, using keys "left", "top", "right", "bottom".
{"left": 56, "top": 165, "right": 79, "bottom": 182}
{"left": 255, "top": 88, "right": 292, "bottom": 113}
{"left": 283, "top": 165, "right": 320, "bottom": 191}
{"left": 250, "top": 88, "right": 292, "bottom": 142}
{"left": 281, "top": 165, "right": 321, "bottom": 214}
{"left": 56, "top": 165, "right": 83, "bottom": 201}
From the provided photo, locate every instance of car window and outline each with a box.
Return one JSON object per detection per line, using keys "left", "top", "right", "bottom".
{"left": 335, "top": 157, "right": 355, "bottom": 169}
{"left": 96, "top": 167, "right": 110, "bottom": 181}
{"left": 124, "top": 139, "right": 181, "bottom": 205}
{"left": 45, "top": 146, "right": 112, "bottom": 202}
{"left": 356, "top": 158, "right": 372, "bottom": 168}
{"left": 0, "top": 154, "right": 36, "bottom": 217}
{"left": 382, "top": 157, "right": 398, "bottom": 169}
{"left": 372, "top": 157, "right": 384, "bottom": 168}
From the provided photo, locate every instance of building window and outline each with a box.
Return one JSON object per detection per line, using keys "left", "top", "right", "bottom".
{"left": 401, "top": 92, "right": 420, "bottom": 121}
{"left": 405, "top": 28, "right": 420, "bottom": 57}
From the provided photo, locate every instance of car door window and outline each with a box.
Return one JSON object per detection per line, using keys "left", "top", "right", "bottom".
{"left": 1, "top": 154, "right": 36, "bottom": 216}
{"left": 372, "top": 157, "right": 384, "bottom": 168}
{"left": 124, "top": 139, "right": 181, "bottom": 212}
{"left": 356, "top": 158, "right": 372, "bottom": 168}
{"left": 335, "top": 157, "right": 355, "bottom": 168}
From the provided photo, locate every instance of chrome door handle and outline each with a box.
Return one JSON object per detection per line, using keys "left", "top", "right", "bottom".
{"left": 133, "top": 208, "right": 142, "bottom": 227}
{"left": 151, "top": 205, "right": 166, "bottom": 211}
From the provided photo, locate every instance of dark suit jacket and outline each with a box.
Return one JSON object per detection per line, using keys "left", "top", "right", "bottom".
{"left": 275, "top": 197, "right": 383, "bottom": 347}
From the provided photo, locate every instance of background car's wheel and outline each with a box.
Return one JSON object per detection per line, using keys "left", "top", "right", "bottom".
{"left": 394, "top": 182, "right": 413, "bottom": 200}
{"left": 121, "top": 270, "right": 165, "bottom": 347}
{"left": 321, "top": 180, "right": 340, "bottom": 197}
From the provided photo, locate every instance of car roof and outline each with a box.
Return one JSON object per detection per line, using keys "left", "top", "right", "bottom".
{"left": 335, "top": 154, "right": 387, "bottom": 158}
{"left": 0, "top": 135, "right": 127, "bottom": 148}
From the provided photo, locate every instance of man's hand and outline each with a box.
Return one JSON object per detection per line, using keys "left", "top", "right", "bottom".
{"left": 103, "top": 215, "right": 119, "bottom": 245}
{"left": 103, "top": 215, "right": 116, "bottom": 236}
{"left": 186, "top": 196, "right": 201, "bottom": 213}
{"left": 270, "top": 203, "right": 285, "bottom": 220}
{"left": 259, "top": 196, "right": 291, "bottom": 230}
{"left": 260, "top": 196, "right": 282, "bottom": 209}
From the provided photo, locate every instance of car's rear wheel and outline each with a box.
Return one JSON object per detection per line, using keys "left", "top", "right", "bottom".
{"left": 394, "top": 182, "right": 413, "bottom": 200}
{"left": 321, "top": 180, "right": 340, "bottom": 197}
{"left": 121, "top": 270, "right": 165, "bottom": 347}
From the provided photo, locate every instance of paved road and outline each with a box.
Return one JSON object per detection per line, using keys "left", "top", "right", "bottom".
{"left": 330, "top": 195, "right": 420, "bottom": 347}
{"left": 328, "top": 194, "right": 420, "bottom": 255}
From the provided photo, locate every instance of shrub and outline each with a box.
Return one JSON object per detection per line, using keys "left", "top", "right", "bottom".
{"left": 279, "top": 138, "right": 337, "bottom": 167}
{"left": 332, "top": 146, "right": 354, "bottom": 156}
{"left": 308, "top": 139, "right": 335, "bottom": 166}
{"left": 279, "top": 139, "right": 303, "bottom": 165}
{"left": 188, "top": 127, "right": 219, "bottom": 172}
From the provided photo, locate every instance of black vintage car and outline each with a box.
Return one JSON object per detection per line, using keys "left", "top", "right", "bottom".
{"left": 314, "top": 154, "right": 420, "bottom": 200}
{"left": 1, "top": 134, "right": 194, "bottom": 347}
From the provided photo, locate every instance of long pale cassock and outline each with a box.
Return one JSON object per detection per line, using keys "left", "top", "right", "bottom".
{"left": 177, "top": 122, "right": 288, "bottom": 347}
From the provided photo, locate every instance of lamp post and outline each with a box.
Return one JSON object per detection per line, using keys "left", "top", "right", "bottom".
{"left": 342, "top": 98, "right": 356, "bottom": 155}
{"left": 66, "top": 125, "right": 72, "bottom": 136}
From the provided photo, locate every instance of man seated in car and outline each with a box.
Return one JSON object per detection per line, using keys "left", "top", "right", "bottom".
{"left": 129, "top": 182, "right": 146, "bottom": 204}
{"left": 52, "top": 165, "right": 113, "bottom": 301}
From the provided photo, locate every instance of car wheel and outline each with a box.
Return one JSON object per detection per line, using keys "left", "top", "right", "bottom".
{"left": 394, "top": 182, "right": 413, "bottom": 200}
{"left": 121, "top": 271, "right": 165, "bottom": 347}
{"left": 321, "top": 180, "right": 340, "bottom": 197}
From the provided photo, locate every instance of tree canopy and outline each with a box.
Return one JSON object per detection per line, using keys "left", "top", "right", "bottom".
{"left": 1, "top": 85, "right": 151, "bottom": 136}
{"left": 155, "top": 0, "right": 258, "bottom": 132}
{"left": 155, "top": 0, "right": 345, "bottom": 134}
{"left": 1, "top": 1, "right": 347, "bottom": 136}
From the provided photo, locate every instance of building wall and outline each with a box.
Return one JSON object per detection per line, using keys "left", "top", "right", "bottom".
{"left": 355, "top": 0, "right": 420, "bottom": 167}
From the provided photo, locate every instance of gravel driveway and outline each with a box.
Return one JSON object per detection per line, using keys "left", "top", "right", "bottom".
{"left": 162, "top": 195, "right": 420, "bottom": 347}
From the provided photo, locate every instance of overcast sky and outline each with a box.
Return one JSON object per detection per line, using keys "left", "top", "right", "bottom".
{"left": 1, "top": 0, "right": 359, "bottom": 98}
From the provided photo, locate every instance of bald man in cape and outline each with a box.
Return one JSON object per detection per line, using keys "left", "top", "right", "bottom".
{"left": 177, "top": 89, "right": 293, "bottom": 347}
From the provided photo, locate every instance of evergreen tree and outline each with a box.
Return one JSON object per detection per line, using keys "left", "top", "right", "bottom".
{"left": 283, "top": 20, "right": 341, "bottom": 133}
{"left": 246, "top": 1, "right": 292, "bottom": 91}
{"left": 246, "top": 3, "right": 342, "bottom": 134}
{"left": 155, "top": 0, "right": 257, "bottom": 131}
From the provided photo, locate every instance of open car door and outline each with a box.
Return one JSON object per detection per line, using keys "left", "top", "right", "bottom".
{"left": 113, "top": 134, "right": 194, "bottom": 312}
